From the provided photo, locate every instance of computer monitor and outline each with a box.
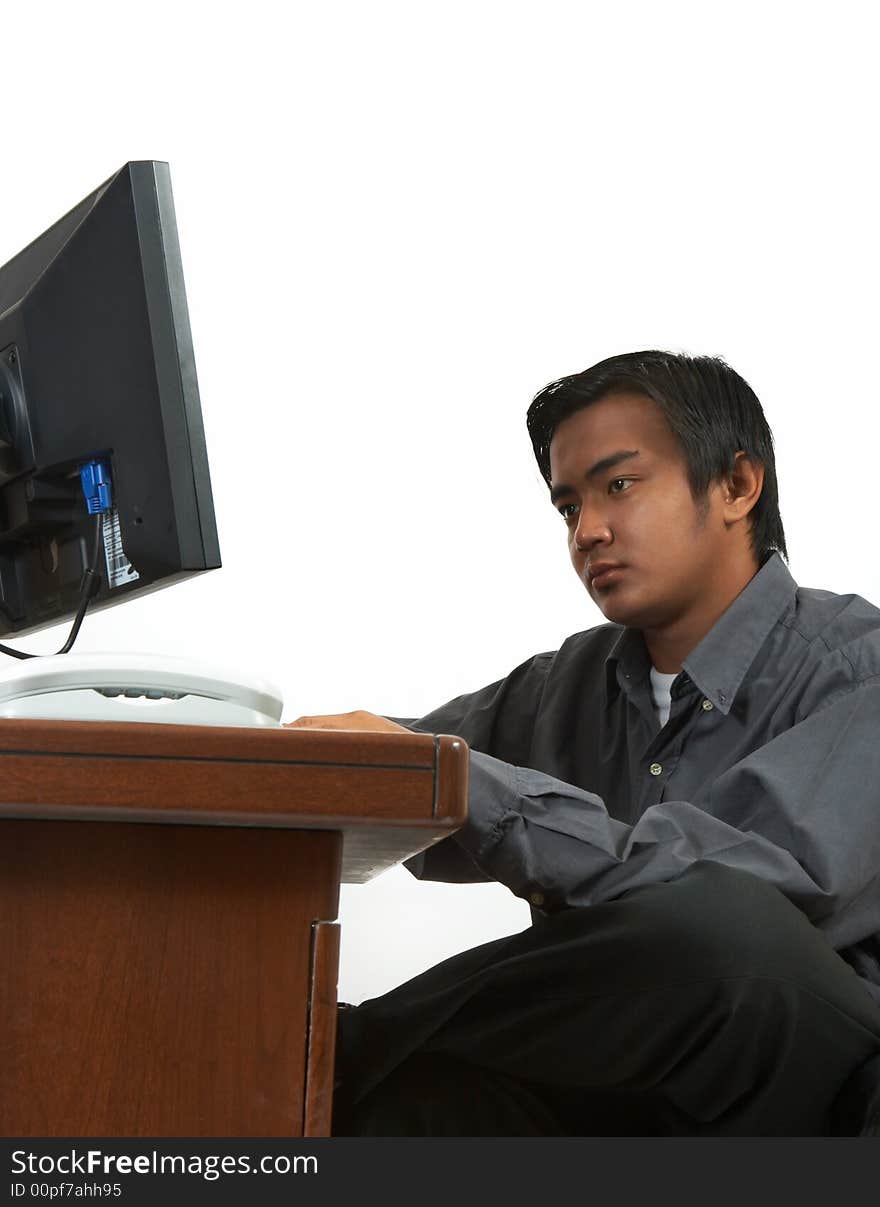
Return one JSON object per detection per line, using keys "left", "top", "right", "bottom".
{"left": 0, "top": 160, "right": 220, "bottom": 642}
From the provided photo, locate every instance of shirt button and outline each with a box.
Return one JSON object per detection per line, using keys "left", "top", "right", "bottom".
{"left": 649, "top": 762, "right": 663, "bottom": 776}
{"left": 529, "top": 891, "right": 546, "bottom": 907}
{"left": 702, "top": 699, "right": 714, "bottom": 711}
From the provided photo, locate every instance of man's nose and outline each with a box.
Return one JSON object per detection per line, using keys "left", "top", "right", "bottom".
{"left": 574, "top": 504, "right": 612, "bottom": 552}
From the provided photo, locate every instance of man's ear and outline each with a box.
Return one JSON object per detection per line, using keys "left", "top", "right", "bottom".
{"left": 721, "top": 451, "right": 764, "bottom": 524}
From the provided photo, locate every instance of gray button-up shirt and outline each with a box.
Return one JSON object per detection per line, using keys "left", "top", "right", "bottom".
{"left": 404, "top": 554, "right": 880, "bottom": 1004}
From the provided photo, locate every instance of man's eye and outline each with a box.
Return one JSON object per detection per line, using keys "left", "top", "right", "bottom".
{"left": 609, "top": 478, "right": 635, "bottom": 495}
{"left": 558, "top": 502, "right": 578, "bottom": 521}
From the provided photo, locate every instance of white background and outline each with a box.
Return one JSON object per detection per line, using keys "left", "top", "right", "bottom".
{"left": 3, "top": 1, "right": 879, "bottom": 1004}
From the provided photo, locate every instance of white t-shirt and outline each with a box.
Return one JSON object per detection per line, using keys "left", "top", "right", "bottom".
{"left": 649, "top": 667, "right": 677, "bottom": 727}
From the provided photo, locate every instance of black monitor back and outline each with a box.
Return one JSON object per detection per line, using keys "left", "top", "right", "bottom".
{"left": 0, "top": 161, "right": 220, "bottom": 637}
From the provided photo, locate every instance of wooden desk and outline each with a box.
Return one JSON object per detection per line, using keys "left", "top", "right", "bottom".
{"left": 0, "top": 719, "right": 468, "bottom": 1136}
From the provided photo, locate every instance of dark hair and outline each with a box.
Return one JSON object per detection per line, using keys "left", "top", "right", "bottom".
{"left": 526, "top": 350, "right": 787, "bottom": 562}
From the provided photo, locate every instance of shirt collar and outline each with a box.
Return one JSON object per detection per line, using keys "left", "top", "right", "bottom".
{"left": 605, "top": 626, "right": 652, "bottom": 702}
{"left": 682, "top": 553, "right": 796, "bottom": 714}
{"left": 604, "top": 553, "right": 797, "bottom": 715}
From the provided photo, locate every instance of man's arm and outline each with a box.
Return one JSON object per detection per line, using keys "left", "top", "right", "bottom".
{"left": 287, "top": 682, "right": 880, "bottom": 952}
{"left": 288, "top": 651, "right": 556, "bottom": 884}
{"left": 450, "top": 681, "right": 880, "bottom": 943}
{"left": 285, "top": 671, "right": 880, "bottom": 924}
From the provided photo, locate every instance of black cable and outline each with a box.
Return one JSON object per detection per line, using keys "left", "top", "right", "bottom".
{"left": 0, "top": 512, "right": 105, "bottom": 660}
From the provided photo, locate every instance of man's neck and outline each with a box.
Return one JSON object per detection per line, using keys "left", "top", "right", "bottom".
{"left": 643, "top": 556, "right": 762, "bottom": 674}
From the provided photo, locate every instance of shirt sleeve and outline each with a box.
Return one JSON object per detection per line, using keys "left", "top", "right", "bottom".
{"left": 398, "top": 651, "right": 555, "bottom": 884}
{"left": 444, "top": 681, "right": 880, "bottom": 937}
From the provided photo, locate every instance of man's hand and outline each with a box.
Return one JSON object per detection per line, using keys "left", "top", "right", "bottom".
{"left": 285, "top": 710, "right": 410, "bottom": 734}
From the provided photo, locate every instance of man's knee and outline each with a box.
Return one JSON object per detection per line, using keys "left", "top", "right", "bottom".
{"left": 614, "top": 860, "right": 834, "bottom": 983}
{"left": 532, "top": 860, "right": 845, "bottom": 996}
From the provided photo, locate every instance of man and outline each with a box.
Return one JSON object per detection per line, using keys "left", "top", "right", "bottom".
{"left": 289, "top": 351, "right": 880, "bottom": 1135}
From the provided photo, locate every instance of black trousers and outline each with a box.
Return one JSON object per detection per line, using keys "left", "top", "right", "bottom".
{"left": 334, "top": 862, "right": 880, "bottom": 1135}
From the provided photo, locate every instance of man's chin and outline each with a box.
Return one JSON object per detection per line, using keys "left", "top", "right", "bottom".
{"left": 589, "top": 585, "right": 647, "bottom": 628}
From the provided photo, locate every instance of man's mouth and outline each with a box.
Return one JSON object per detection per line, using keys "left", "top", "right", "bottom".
{"left": 588, "top": 562, "right": 626, "bottom": 590}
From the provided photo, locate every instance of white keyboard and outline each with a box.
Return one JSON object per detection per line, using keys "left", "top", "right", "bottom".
{"left": 0, "top": 652, "right": 284, "bottom": 728}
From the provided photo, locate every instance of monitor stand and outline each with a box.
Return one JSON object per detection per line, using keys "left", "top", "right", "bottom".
{"left": 0, "top": 652, "right": 284, "bottom": 728}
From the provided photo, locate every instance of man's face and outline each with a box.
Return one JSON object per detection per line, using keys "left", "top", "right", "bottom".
{"left": 548, "top": 390, "right": 743, "bottom": 633}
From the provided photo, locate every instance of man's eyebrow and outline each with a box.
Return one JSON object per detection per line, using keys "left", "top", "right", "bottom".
{"left": 549, "top": 450, "right": 641, "bottom": 505}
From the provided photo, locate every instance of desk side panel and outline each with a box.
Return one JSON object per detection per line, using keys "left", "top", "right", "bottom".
{"left": 1, "top": 820, "right": 341, "bottom": 1137}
